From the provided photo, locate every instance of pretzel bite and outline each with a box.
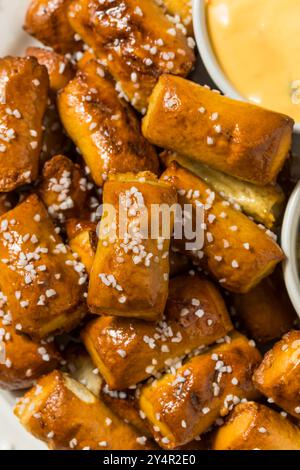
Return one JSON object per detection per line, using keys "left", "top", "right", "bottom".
{"left": 83, "top": 274, "right": 232, "bottom": 389}
{"left": 26, "top": 47, "right": 75, "bottom": 92}
{"left": 68, "top": 0, "right": 195, "bottom": 113}
{"left": 161, "top": 151, "right": 285, "bottom": 228}
{"left": 88, "top": 172, "right": 177, "bottom": 321}
{"left": 212, "top": 402, "right": 300, "bottom": 450}
{"left": 0, "top": 57, "right": 49, "bottom": 191}
{"left": 253, "top": 330, "right": 300, "bottom": 418}
{"left": 143, "top": 75, "right": 293, "bottom": 185}
{"left": 66, "top": 219, "right": 97, "bottom": 274}
{"left": 0, "top": 194, "right": 87, "bottom": 340}
{"left": 24, "top": 0, "right": 83, "bottom": 54}
{"left": 161, "top": 163, "right": 284, "bottom": 293}
{"left": 0, "top": 317, "right": 60, "bottom": 390}
{"left": 231, "top": 273, "right": 297, "bottom": 343}
{"left": 139, "top": 332, "right": 261, "bottom": 449}
{"left": 58, "top": 60, "right": 158, "bottom": 186}
{"left": 162, "top": 0, "right": 193, "bottom": 36}
{"left": 39, "top": 155, "right": 94, "bottom": 223}
{"left": 14, "top": 370, "right": 156, "bottom": 450}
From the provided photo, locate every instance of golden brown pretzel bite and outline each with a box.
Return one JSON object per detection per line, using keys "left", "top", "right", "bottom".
{"left": 58, "top": 60, "right": 158, "bottom": 186}
{"left": 26, "top": 47, "right": 75, "bottom": 92}
{"left": 161, "top": 163, "right": 284, "bottom": 293}
{"left": 102, "top": 384, "right": 210, "bottom": 449}
{"left": 88, "top": 172, "right": 177, "bottom": 321}
{"left": 161, "top": 150, "right": 285, "bottom": 228}
{"left": 24, "top": 0, "right": 83, "bottom": 54}
{"left": 14, "top": 370, "right": 156, "bottom": 450}
{"left": 0, "top": 317, "right": 60, "bottom": 390}
{"left": 231, "top": 273, "right": 297, "bottom": 344}
{"left": 0, "top": 194, "right": 87, "bottom": 340}
{"left": 68, "top": 0, "right": 195, "bottom": 113}
{"left": 66, "top": 219, "right": 97, "bottom": 274}
{"left": 143, "top": 75, "right": 293, "bottom": 185}
{"left": 253, "top": 330, "right": 300, "bottom": 418}
{"left": 212, "top": 402, "right": 300, "bottom": 450}
{"left": 0, "top": 57, "right": 49, "bottom": 191}
{"left": 39, "top": 155, "right": 95, "bottom": 223}
{"left": 82, "top": 274, "right": 233, "bottom": 389}
{"left": 139, "top": 332, "right": 261, "bottom": 449}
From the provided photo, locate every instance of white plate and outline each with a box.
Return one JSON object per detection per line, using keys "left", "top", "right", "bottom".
{"left": 0, "top": 0, "right": 45, "bottom": 450}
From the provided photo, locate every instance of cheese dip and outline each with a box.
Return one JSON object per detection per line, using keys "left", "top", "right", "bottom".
{"left": 206, "top": 0, "right": 300, "bottom": 121}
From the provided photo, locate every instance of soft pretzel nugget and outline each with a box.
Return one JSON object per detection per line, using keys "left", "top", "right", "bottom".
{"left": 143, "top": 75, "right": 293, "bottom": 185}
{"left": 0, "top": 194, "right": 87, "bottom": 339}
{"left": 24, "top": 0, "right": 83, "bottom": 54}
{"left": 82, "top": 274, "right": 232, "bottom": 389}
{"left": 0, "top": 57, "right": 48, "bottom": 191}
{"left": 88, "top": 172, "right": 177, "bottom": 321}
{"left": 39, "top": 155, "right": 94, "bottom": 223}
{"left": 139, "top": 332, "right": 261, "bottom": 449}
{"left": 0, "top": 317, "right": 60, "bottom": 390}
{"left": 212, "top": 402, "right": 300, "bottom": 450}
{"left": 14, "top": 370, "right": 156, "bottom": 450}
{"left": 68, "top": 0, "right": 195, "bottom": 112}
{"left": 58, "top": 60, "right": 158, "bottom": 186}
{"left": 161, "top": 163, "right": 284, "bottom": 293}
{"left": 253, "top": 330, "right": 300, "bottom": 418}
{"left": 26, "top": 47, "right": 75, "bottom": 92}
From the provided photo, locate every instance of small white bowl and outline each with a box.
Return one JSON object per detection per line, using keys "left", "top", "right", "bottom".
{"left": 192, "top": 0, "right": 300, "bottom": 134}
{"left": 281, "top": 182, "right": 300, "bottom": 316}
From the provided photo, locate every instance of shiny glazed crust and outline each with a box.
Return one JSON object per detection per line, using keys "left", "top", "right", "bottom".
{"left": 0, "top": 318, "right": 60, "bottom": 390}
{"left": 24, "top": 0, "right": 83, "bottom": 53}
{"left": 143, "top": 75, "right": 293, "bottom": 185}
{"left": 253, "top": 330, "right": 300, "bottom": 418}
{"left": 161, "top": 162, "right": 284, "bottom": 293}
{"left": 0, "top": 57, "right": 49, "bottom": 191}
{"left": 26, "top": 47, "right": 75, "bottom": 92}
{"left": 38, "top": 155, "right": 94, "bottom": 223}
{"left": 139, "top": 332, "right": 261, "bottom": 449}
{"left": 58, "top": 60, "right": 158, "bottom": 186}
{"left": 68, "top": 0, "right": 195, "bottom": 112}
{"left": 14, "top": 370, "right": 156, "bottom": 450}
{"left": 82, "top": 274, "right": 232, "bottom": 389}
{"left": 212, "top": 402, "right": 300, "bottom": 450}
{"left": 0, "top": 194, "right": 87, "bottom": 339}
{"left": 88, "top": 172, "right": 177, "bottom": 321}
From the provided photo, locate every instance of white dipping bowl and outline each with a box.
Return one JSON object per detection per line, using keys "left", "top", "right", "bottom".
{"left": 281, "top": 182, "right": 300, "bottom": 317}
{"left": 192, "top": 0, "right": 300, "bottom": 134}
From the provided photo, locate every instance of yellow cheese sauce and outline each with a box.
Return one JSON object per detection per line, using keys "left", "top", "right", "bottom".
{"left": 206, "top": 0, "right": 300, "bottom": 121}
